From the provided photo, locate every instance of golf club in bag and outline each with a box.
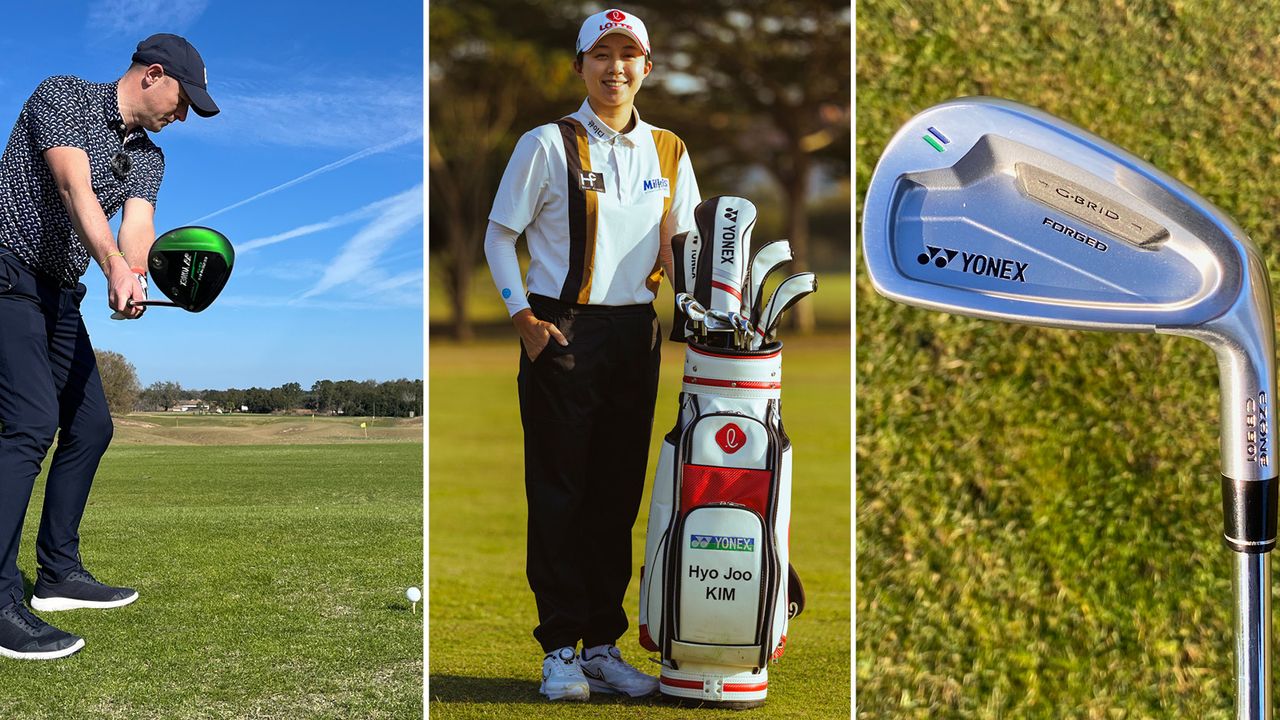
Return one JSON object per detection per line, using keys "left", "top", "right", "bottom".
{"left": 862, "top": 97, "right": 1276, "bottom": 719}
{"left": 124, "top": 226, "right": 234, "bottom": 313}
{"left": 640, "top": 195, "right": 814, "bottom": 706}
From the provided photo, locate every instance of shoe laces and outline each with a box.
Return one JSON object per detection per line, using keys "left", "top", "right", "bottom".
{"left": 544, "top": 647, "right": 581, "bottom": 678}
{"left": 584, "top": 646, "right": 647, "bottom": 679}
{"left": 64, "top": 568, "right": 101, "bottom": 585}
{"left": 2, "top": 603, "right": 48, "bottom": 634}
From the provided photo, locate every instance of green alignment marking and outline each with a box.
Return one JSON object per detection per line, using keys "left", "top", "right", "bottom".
{"left": 923, "top": 135, "right": 945, "bottom": 152}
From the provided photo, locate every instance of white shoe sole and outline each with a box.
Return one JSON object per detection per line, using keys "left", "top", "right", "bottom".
{"left": 540, "top": 681, "right": 589, "bottom": 701}
{"left": 0, "top": 637, "right": 84, "bottom": 660}
{"left": 31, "top": 591, "right": 139, "bottom": 612}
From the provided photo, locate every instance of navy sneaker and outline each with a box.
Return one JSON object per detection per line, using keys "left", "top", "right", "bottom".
{"left": 31, "top": 569, "right": 138, "bottom": 611}
{"left": 0, "top": 601, "right": 84, "bottom": 660}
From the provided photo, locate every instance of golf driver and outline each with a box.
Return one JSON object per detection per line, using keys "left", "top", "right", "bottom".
{"left": 670, "top": 230, "right": 698, "bottom": 341}
{"left": 862, "top": 97, "right": 1276, "bottom": 719}
{"left": 756, "top": 272, "right": 817, "bottom": 348}
{"left": 743, "top": 239, "right": 793, "bottom": 329}
{"left": 693, "top": 196, "right": 756, "bottom": 315}
{"left": 133, "top": 226, "right": 235, "bottom": 312}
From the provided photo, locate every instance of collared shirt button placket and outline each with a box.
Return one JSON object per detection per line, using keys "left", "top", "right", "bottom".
{"left": 613, "top": 137, "right": 629, "bottom": 204}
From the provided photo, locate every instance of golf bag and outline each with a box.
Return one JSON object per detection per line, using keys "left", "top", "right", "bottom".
{"left": 638, "top": 341, "right": 800, "bottom": 705}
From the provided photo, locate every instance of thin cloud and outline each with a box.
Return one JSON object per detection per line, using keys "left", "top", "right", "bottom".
{"left": 183, "top": 75, "right": 422, "bottom": 149}
{"left": 366, "top": 271, "right": 422, "bottom": 294}
{"left": 236, "top": 191, "right": 412, "bottom": 253}
{"left": 221, "top": 293, "right": 421, "bottom": 311}
{"left": 302, "top": 185, "right": 423, "bottom": 299}
{"left": 88, "top": 0, "right": 208, "bottom": 35}
{"left": 189, "top": 131, "right": 421, "bottom": 224}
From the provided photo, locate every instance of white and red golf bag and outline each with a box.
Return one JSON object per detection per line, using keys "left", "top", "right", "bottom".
{"left": 638, "top": 340, "right": 803, "bottom": 706}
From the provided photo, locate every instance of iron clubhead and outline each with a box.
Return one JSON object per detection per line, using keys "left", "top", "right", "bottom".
{"left": 143, "top": 226, "right": 235, "bottom": 312}
{"left": 862, "top": 97, "right": 1276, "bottom": 488}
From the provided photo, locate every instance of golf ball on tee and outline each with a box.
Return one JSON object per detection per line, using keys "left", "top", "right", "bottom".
{"left": 406, "top": 586, "right": 422, "bottom": 603}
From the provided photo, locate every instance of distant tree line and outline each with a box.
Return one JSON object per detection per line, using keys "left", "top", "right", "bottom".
{"left": 95, "top": 349, "right": 422, "bottom": 417}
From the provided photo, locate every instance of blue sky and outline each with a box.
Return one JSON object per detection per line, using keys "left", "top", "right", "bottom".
{"left": 0, "top": 1, "right": 424, "bottom": 389}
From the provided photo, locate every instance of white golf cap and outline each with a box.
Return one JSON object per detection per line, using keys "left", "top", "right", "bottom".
{"left": 576, "top": 8, "right": 651, "bottom": 56}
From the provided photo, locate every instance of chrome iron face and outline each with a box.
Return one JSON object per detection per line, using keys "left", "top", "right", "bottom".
{"left": 862, "top": 97, "right": 1276, "bottom": 484}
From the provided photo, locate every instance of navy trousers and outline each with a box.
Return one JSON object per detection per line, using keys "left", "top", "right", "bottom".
{"left": 518, "top": 294, "right": 662, "bottom": 653}
{"left": 0, "top": 250, "right": 112, "bottom": 607}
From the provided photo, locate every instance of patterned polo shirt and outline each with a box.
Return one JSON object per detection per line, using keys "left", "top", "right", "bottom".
{"left": 0, "top": 75, "right": 165, "bottom": 287}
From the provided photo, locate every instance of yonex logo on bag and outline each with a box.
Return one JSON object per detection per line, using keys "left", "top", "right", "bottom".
{"left": 917, "top": 245, "right": 1029, "bottom": 283}
{"left": 690, "top": 535, "right": 755, "bottom": 552}
{"left": 579, "top": 171, "right": 606, "bottom": 192}
{"left": 715, "top": 422, "right": 746, "bottom": 453}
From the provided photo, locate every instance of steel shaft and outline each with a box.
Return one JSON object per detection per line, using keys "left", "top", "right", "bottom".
{"left": 1235, "top": 552, "right": 1271, "bottom": 720}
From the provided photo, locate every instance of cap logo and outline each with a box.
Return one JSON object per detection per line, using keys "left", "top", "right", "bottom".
{"left": 607, "top": 9, "right": 625, "bottom": 21}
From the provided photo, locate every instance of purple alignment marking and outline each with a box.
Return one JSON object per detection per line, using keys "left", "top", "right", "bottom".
{"left": 927, "top": 127, "right": 950, "bottom": 144}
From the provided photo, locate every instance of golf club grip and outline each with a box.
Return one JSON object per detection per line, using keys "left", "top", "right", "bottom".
{"left": 1222, "top": 475, "right": 1279, "bottom": 553}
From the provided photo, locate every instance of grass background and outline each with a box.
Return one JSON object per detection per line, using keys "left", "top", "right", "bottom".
{"left": 0, "top": 415, "right": 423, "bottom": 719}
{"left": 857, "top": 1, "right": 1280, "bottom": 718}
{"left": 428, "top": 278, "right": 851, "bottom": 717}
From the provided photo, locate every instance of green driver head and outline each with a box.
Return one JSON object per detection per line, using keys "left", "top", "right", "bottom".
{"left": 147, "top": 226, "right": 235, "bottom": 312}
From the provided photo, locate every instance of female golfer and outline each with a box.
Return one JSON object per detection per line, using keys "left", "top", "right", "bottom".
{"left": 484, "top": 7, "right": 700, "bottom": 702}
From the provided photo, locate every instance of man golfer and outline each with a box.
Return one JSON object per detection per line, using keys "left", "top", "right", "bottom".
{"left": 485, "top": 8, "right": 700, "bottom": 701}
{"left": 0, "top": 33, "right": 219, "bottom": 660}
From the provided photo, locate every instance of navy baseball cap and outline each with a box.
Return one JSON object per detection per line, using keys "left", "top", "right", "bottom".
{"left": 132, "top": 33, "right": 219, "bottom": 118}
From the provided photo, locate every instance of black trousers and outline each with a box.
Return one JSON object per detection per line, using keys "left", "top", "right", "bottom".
{"left": 0, "top": 251, "right": 112, "bottom": 607}
{"left": 518, "top": 293, "right": 661, "bottom": 653}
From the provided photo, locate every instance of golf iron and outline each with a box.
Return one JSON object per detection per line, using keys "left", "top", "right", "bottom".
{"left": 755, "top": 272, "right": 817, "bottom": 349}
{"left": 862, "top": 97, "right": 1276, "bottom": 719}
{"left": 744, "top": 239, "right": 793, "bottom": 329}
{"left": 131, "top": 226, "right": 235, "bottom": 312}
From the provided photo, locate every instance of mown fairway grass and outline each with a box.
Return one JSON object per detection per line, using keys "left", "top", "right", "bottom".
{"left": 428, "top": 329, "right": 850, "bottom": 718}
{"left": 857, "top": 2, "right": 1280, "bottom": 718}
{"left": 0, "top": 418, "right": 423, "bottom": 719}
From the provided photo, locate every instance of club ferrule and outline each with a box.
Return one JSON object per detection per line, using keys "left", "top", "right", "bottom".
{"left": 1222, "top": 474, "right": 1279, "bottom": 553}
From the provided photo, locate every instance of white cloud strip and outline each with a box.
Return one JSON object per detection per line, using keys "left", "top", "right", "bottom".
{"left": 302, "top": 185, "right": 423, "bottom": 299}
{"left": 88, "top": 0, "right": 208, "bottom": 35}
{"left": 189, "top": 131, "right": 421, "bottom": 224}
{"left": 236, "top": 193, "right": 406, "bottom": 254}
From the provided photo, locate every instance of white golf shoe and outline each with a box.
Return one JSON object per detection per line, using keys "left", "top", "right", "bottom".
{"left": 540, "top": 646, "right": 589, "bottom": 701}
{"left": 578, "top": 644, "right": 659, "bottom": 697}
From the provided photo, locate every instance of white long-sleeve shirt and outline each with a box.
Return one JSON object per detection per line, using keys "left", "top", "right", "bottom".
{"left": 486, "top": 99, "right": 700, "bottom": 316}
